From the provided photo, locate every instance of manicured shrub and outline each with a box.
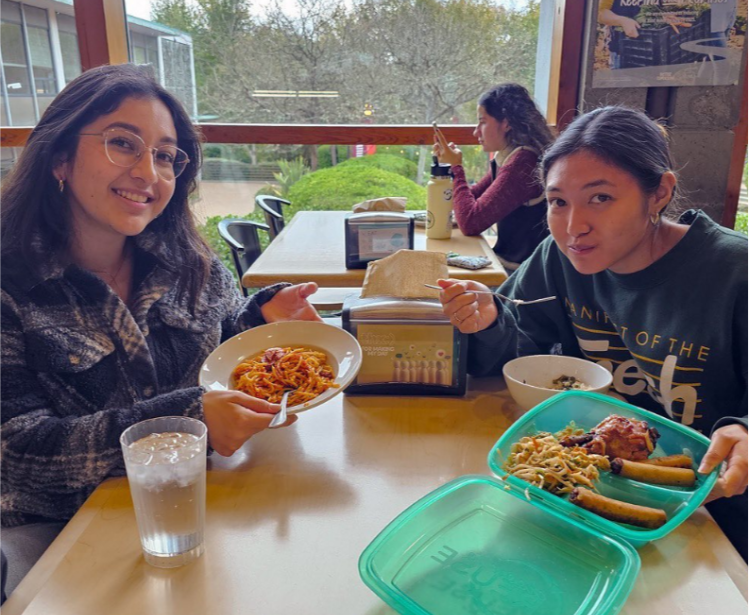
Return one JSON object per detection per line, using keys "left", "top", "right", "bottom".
{"left": 317, "top": 145, "right": 351, "bottom": 168}
{"left": 199, "top": 212, "right": 268, "bottom": 281}
{"left": 287, "top": 165, "right": 426, "bottom": 210}
{"left": 198, "top": 163, "right": 427, "bottom": 286}
{"left": 338, "top": 154, "right": 418, "bottom": 181}
{"left": 735, "top": 211, "right": 748, "bottom": 235}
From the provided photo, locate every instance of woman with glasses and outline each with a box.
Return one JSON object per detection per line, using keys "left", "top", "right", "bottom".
{"left": 0, "top": 64, "right": 321, "bottom": 598}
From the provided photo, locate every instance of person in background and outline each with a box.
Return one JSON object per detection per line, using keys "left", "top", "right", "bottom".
{"left": 598, "top": 0, "right": 642, "bottom": 38}
{"left": 598, "top": 0, "right": 645, "bottom": 69}
{"left": 437, "top": 106, "right": 748, "bottom": 559}
{"left": 0, "top": 64, "right": 321, "bottom": 600}
{"left": 433, "top": 83, "right": 555, "bottom": 273}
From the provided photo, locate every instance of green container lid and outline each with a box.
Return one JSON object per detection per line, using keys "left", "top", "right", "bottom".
{"left": 359, "top": 475, "right": 640, "bottom": 615}
{"left": 360, "top": 391, "right": 721, "bottom": 614}
{"left": 487, "top": 391, "right": 720, "bottom": 548}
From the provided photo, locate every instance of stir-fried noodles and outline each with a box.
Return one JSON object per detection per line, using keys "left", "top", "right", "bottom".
{"left": 502, "top": 424, "right": 610, "bottom": 494}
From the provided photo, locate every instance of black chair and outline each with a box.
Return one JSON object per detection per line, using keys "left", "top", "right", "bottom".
{"left": 255, "top": 195, "right": 290, "bottom": 240}
{"left": 217, "top": 219, "right": 270, "bottom": 296}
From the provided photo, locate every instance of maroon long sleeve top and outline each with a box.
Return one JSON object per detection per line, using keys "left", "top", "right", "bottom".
{"left": 451, "top": 147, "right": 548, "bottom": 269}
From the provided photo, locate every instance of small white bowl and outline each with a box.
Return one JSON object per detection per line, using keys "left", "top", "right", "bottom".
{"left": 199, "top": 321, "right": 362, "bottom": 413}
{"left": 502, "top": 355, "right": 613, "bottom": 412}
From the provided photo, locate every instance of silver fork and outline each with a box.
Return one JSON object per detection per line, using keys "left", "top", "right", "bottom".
{"left": 423, "top": 284, "right": 556, "bottom": 306}
{"left": 269, "top": 389, "right": 292, "bottom": 428}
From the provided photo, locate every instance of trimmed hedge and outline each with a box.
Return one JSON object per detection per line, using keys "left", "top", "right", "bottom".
{"left": 287, "top": 165, "right": 426, "bottom": 211}
{"left": 735, "top": 211, "right": 748, "bottom": 235}
{"left": 199, "top": 161, "right": 427, "bottom": 284}
{"left": 317, "top": 145, "right": 351, "bottom": 168}
{"left": 338, "top": 154, "right": 418, "bottom": 181}
{"left": 199, "top": 212, "right": 268, "bottom": 280}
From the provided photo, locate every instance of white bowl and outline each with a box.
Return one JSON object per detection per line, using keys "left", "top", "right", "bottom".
{"left": 199, "top": 321, "right": 362, "bottom": 413}
{"left": 502, "top": 355, "right": 613, "bottom": 412}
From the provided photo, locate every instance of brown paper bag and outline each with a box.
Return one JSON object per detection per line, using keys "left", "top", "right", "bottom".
{"left": 352, "top": 197, "right": 407, "bottom": 213}
{"left": 361, "top": 250, "right": 447, "bottom": 299}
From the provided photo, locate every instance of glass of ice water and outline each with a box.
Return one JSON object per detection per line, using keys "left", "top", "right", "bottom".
{"left": 120, "top": 416, "right": 208, "bottom": 568}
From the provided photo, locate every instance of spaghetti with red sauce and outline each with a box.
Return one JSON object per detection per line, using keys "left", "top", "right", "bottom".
{"left": 232, "top": 346, "right": 338, "bottom": 406}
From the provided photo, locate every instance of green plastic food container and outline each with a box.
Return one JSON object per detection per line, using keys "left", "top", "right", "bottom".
{"left": 360, "top": 392, "right": 720, "bottom": 614}
{"left": 487, "top": 391, "right": 720, "bottom": 548}
{"left": 359, "top": 475, "right": 640, "bottom": 615}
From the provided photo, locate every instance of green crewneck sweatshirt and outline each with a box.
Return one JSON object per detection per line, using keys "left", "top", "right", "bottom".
{"left": 469, "top": 210, "right": 748, "bottom": 435}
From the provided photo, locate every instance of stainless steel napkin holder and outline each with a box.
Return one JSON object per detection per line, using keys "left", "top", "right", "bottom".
{"left": 342, "top": 296, "right": 467, "bottom": 396}
{"left": 344, "top": 212, "right": 415, "bottom": 269}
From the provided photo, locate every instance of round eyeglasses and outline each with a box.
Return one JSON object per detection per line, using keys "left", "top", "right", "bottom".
{"left": 78, "top": 128, "right": 190, "bottom": 180}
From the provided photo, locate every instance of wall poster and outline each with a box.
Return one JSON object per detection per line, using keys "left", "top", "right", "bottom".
{"left": 593, "top": 0, "right": 747, "bottom": 88}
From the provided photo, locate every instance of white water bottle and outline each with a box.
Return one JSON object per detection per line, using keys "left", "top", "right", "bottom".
{"left": 426, "top": 156, "right": 453, "bottom": 239}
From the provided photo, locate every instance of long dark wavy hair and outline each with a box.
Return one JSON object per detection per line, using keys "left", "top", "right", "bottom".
{"left": 540, "top": 106, "right": 678, "bottom": 216}
{"left": 1, "top": 63, "right": 211, "bottom": 310}
{"left": 478, "top": 83, "right": 555, "bottom": 153}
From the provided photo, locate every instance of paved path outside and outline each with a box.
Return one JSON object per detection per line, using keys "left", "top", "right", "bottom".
{"left": 192, "top": 180, "right": 272, "bottom": 224}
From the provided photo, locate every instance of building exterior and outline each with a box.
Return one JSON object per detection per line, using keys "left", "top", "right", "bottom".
{"left": 1, "top": 0, "right": 196, "bottom": 172}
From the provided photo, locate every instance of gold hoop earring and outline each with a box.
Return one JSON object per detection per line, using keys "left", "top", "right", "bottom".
{"left": 58, "top": 179, "right": 65, "bottom": 193}
{"left": 650, "top": 212, "right": 660, "bottom": 226}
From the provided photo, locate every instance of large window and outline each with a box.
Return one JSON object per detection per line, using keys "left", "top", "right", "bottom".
{"left": 24, "top": 5, "right": 55, "bottom": 96}
{"left": 129, "top": 31, "right": 159, "bottom": 78}
{"left": 1, "top": 1, "right": 545, "bottom": 222}
{"left": 127, "top": 16, "right": 196, "bottom": 116}
{"left": 160, "top": 37, "right": 194, "bottom": 117}
{"left": 26, "top": 25, "right": 54, "bottom": 94}
{"left": 57, "top": 13, "right": 82, "bottom": 84}
{"left": 0, "top": 0, "right": 79, "bottom": 173}
{"left": 0, "top": 0, "right": 62, "bottom": 124}
{"left": 133, "top": 0, "right": 541, "bottom": 127}
{"left": 24, "top": 4, "right": 56, "bottom": 119}
{"left": 1, "top": 19, "right": 31, "bottom": 95}
{"left": 1, "top": 0, "right": 35, "bottom": 125}
{"left": 121, "top": 0, "right": 541, "bottom": 228}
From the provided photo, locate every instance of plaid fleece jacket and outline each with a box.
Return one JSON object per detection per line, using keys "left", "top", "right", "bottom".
{"left": 1, "top": 233, "right": 284, "bottom": 527}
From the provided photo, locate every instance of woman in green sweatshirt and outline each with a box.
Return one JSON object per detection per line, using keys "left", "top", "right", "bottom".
{"left": 437, "top": 106, "right": 747, "bottom": 559}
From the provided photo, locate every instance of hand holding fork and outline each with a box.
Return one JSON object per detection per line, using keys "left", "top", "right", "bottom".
{"left": 428, "top": 279, "right": 556, "bottom": 335}
{"left": 423, "top": 284, "right": 556, "bottom": 307}
{"left": 269, "top": 389, "right": 293, "bottom": 428}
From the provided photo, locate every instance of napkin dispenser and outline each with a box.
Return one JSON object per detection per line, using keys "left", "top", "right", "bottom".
{"left": 344, "top": 212, "right": 415, "bottom": 269}
{"left": 342, "top": 296, "right": 467, "bottom": 396}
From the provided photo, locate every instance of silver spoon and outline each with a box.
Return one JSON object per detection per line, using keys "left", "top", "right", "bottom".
{"left": 423, "top": 284, "right": 556, "bottom": 306}
{"left": 269, "top": 389, "right": 292, "bottom": 428}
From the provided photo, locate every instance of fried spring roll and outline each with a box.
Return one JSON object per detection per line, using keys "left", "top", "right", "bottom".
{"left": 640, "top": 454, "right": 693, "bottom": 469}
{"left": 611, "top": 458, "right": 696, "bottom": 487}
{"left": 569, "top": 488, "right": 668, "bottom": 529}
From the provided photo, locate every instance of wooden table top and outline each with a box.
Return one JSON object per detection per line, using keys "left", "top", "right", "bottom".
{"left": 6, "top": 379, "right": 747, "bottom": 615}
{"left": 242, "top": 210, "right": 508, "bottom": 289}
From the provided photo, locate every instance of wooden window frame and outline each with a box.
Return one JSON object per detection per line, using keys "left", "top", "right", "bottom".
{"left": 1, "top": 0, "right": 573, "bottom": 149}
{"left": 546, "top": 0, "right": 585, "bottom": 132}
{"left": 722, "top": 71, "right": 748, "bottom": 229}
{"left": 1, "top": 123, "right": 490, "bottom": 148}
{"left": 73, "top": 0, "right": 128, "bottom": 70}
{"left": 199, "top": 125, "right": 478, "bottom": 146}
